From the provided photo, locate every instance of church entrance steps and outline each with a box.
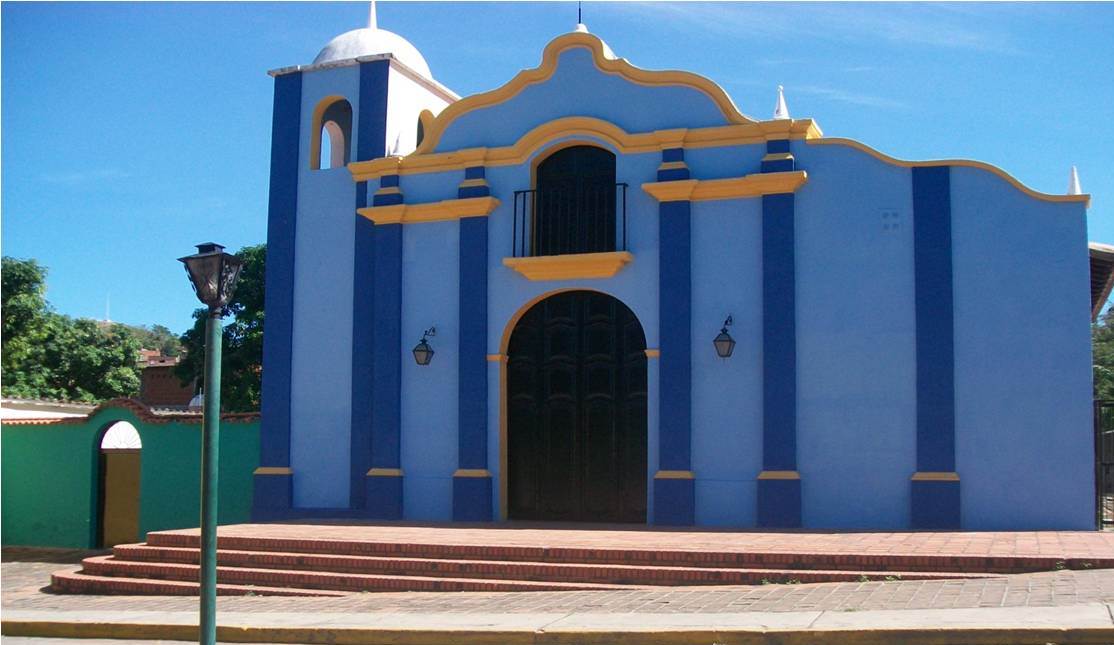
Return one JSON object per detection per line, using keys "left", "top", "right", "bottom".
{"left": 142, "top": 529, "right": 1113, "bottom": 575}
{"left": 101, "top": 544, "right": 999, "bottom": 587}
{"left": 60, "top": 555, "right": 649, "bottom": 594}
{"left": 48, "top": 569, "right": 347, "bottom": 597}
{"left": 49, "top": 523, "right": 1114, "bottom": 596}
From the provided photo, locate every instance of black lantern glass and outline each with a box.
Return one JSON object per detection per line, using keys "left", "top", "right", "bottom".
{"left": 713, "top": 315, "right": 735, "bottom": 358}
{"left": 413, "top": 327, "right": 436, "bottom": 365}
{"left": 179, "top": 243, "right": 243, "bottom": 310}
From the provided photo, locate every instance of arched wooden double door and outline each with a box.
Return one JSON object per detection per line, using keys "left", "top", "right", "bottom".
{"left": 507, "top": 291, "right": 647, "bottom": 523}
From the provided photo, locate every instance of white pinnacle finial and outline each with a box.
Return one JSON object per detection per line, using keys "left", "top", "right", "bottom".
{"left": 773, "top": 85, "right": 791, "bottom": 120}
{"left": 575, "top": 23, "right": 589, "bottom": 33}
{"left": 1068, "top": 165, "right": 1082, "bottom": 195}
{"left": 368, "top": 0, "right": 377, "bottom": 29}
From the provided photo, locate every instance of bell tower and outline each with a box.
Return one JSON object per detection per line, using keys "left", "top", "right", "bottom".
{"left": 253, "top": 4, "right": 457, "bottom": 520}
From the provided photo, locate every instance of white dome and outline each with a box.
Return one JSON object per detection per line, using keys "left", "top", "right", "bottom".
{"left": 313, "top": 27, "right": 432, "bottom": 78}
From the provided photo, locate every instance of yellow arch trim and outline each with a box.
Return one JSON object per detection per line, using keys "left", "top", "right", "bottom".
{"left": 413, "top": 31, "right": 756, "bottom": 157}
{"left": 349, "top": 116, "right": 821, "bottom": 182}
{"left": 309, "top": 95, "right": 352, "bottom": 171}
{"left": 807, "top": 137, "right": 1091, "bottom": 207}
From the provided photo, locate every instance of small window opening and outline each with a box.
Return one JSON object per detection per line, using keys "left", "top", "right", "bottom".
{"left": 313, "top": 99, "right": 352, "bottom": 170}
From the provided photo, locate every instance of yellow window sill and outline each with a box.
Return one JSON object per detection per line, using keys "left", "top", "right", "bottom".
{"left": 503, "top": 251, "right": 633, "bottom": 281}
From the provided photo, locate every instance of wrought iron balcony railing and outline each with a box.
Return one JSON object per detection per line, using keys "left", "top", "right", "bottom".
{"left": 511, "top": 183, "right": 628, "bottom": 258}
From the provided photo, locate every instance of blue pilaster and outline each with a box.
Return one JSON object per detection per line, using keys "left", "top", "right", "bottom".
{"left": 757, "top": 139, "right": 801, "bottom": 528}
{"left": 350, "top": 60, "right": 390, "bottom": 511}
{"left": 367, "top": 218, "right": 403, "bottom": 518}
{"left": 911, "top": 165, "right": 960, "bottom": 529}
{"left": 656, "top": 180, "right": 694, "bottom": 525}
{"left": 454, "top": 167, "right": 492, "bottom": 521}
{"left": 253, "top": 71, "right": 302, "bottom": 519}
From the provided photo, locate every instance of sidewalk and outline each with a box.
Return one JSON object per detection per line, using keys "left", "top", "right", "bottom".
{"left": 6, "top": 552, "right": 1114, "bottom": 643}
{"left": 5, "top": 605, "right": 1114, "bottom": 644}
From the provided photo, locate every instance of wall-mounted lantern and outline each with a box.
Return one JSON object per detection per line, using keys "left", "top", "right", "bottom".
{"left": 412, "top": 327, "right": 436, "bottom": 365}
{"left": 713, "top": 315, "right": 735, "bottom": 358}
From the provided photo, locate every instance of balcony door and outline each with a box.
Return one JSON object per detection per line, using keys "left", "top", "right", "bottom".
{"left": 534, "top": 145, "right": 616, "bottom": 256}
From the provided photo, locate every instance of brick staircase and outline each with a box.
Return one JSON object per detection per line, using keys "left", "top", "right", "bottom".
{"left": 50, "top": 523, "right": 1110, "bottom": 596}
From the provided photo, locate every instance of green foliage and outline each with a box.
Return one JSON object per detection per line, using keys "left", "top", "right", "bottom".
{"left": 1094, "top": 308, "right": 1114, "bottom": 400}
{"left": 129, "top": 323, "right": 183, "bottom": 357}
{"left": 2, "top": 256, "right": 48, "bottom": 343}
{"left": 175, "top": 245, "right": 265, "bottom": 413}
{"left": 1, "top": 257, "right": 142, "bottom": 402}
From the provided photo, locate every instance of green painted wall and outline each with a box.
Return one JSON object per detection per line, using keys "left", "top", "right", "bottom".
{"left": 1, "top": 404, "right": 259, "bottom": 548}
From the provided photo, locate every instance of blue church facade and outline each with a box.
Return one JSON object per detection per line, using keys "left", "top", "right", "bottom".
{"left": 252, "top": 22, "right": 1095, "bottom": 530}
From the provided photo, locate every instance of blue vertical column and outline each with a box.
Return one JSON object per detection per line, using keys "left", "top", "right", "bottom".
{"left": 911, "top": 165, "right": 960, "bottom": 529}
{"left": 453, "top": 167, "right": 493, "bottom": 520}
{"left": 654, "top": 147, "right": 695, "bottom": 525}
{"left": 253, "top": 71, "right": 302, "bottom": 520}
{"left": 757, "top": 139, "right": 802, "bottom": 528}
{"left": 351, "top": 60, "right": 404, "bottom": 518}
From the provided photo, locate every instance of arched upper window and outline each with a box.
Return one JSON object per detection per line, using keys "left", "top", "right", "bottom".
{"left": 310, "top": 97, "right": 352, "bottom": 170}
{"left": 100, "top": 421, "right": 142, "bottom": 450}
{"left": 533, "top": 145, "right": 617, "bottom": 256}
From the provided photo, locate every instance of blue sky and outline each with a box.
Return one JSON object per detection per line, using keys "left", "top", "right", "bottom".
{"left": 3, "top": 2, "right": 1113, "bottom": 333}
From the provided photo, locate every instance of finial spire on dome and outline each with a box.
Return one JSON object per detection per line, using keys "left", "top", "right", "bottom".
{"left": 1068, "top": 165, "right": 1083, "bottom": 195}
{"left": 368, "top": 0, "right": 377, "bottom": 30}
{"left": 773, "top": 85, "right": 791, "bottom": 120}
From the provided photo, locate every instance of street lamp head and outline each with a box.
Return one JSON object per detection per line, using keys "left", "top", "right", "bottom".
{"left": 179, "top": 243, "right": 243, "bottom": 311}
{"left": 413, "top": 327, "right": 436, "bottom": 366}
{"left": 713, "top": 315, "right": 736, "bottom": 358}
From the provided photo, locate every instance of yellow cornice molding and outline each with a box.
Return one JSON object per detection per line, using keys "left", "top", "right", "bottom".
{"left": 757, "top": 470, "right": 801, "bottom": 480}
{"left": 808, "top": 137, "right": 1091, "bottom": 207}
{"left": 654, "top": 470, "right": 695, "bottom": 480}
{"left": 412, "top": 31, "right": 759, "bottom": 157}
{"left": 453, "top": 469, "right": 492, "bottom": 478}
{"left": 911, "top": 471, "right": 960, "bottom": 482}
{"left": 502, "top": 251, "right": 634, "bottom": 281}
{"left": 367, "top": 468, "right": 404, "bottom": 477}
{"left": 357, "top": 196, "right": 500, "bottom": 225}
{"left": 350, "top": 117, "right": 821, "bottom": 182}
{"left": 643, "top": 170, "right": 808, "bottom": 202}
{"left": 253, "top": 467, "right": 292, "bottom": 476}
{"left": 644, "top": 349, "right": 661, "bottom": 359}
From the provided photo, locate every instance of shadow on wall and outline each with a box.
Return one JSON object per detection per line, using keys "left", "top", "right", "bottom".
{"left": 1, "top": 399, "right": 259, "bottom": 548}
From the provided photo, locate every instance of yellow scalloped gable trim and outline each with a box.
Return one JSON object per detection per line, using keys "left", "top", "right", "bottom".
{"left": 349, "top": 116, "right": 821, "bottom": 182}
{"left": 413, "top": 31, "right": 757, "bottom": 157}
{"left": 357, "top": 196, "right": 500, "bottom": 225}
{"left": 808, "top": 138, "right": 1091, "bottom": 207}
{"left": 503, "top": 251, "right": 634, "bottom": 281}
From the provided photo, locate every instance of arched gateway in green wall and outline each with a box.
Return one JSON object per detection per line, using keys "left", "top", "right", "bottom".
{"left": 1, "top": 399, "right": 259, "bottom": 548}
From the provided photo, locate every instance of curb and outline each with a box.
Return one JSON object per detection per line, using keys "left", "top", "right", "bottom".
{"left": 5, "top": 620, "right": 1114, "bottom": 645}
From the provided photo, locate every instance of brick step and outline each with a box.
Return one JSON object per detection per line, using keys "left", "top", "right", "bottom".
{"left": 49, "top": 569, "right": 345, "bottom": 597}
{"left": 144, "top": 532, "right": 1087, "bottom": 574}
{"left": 77, "top": 555, "right": 652, "bottom": 593}
{"left": 112, "top": 544, "right": 997, "bottom": 586}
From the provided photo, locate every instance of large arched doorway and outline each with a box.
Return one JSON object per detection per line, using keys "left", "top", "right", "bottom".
{"left": 96, "top": 421, "right": 142, "bottom": 547}
{"left": 507, "top": 290, "right": 647, "bottom": 523}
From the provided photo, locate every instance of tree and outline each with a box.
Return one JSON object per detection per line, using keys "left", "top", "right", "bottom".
{"left": 2, "top": 256, "right": 48, "bottom": 345}
{"left": 175, "top": 244, "right": 265, "bottom": 412}
{"left": 1, "top": 256, "right": 143, "bottom": 402}
{"left": 129, "top": 323, "right": 183, "bottom": 357}
{"left": 1095, "top": 308, "right": 1114, "bottom": 400}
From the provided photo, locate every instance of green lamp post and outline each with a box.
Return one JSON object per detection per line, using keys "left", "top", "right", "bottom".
{"left": 179, "top": 242, "right": 243, "bottom": 645}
